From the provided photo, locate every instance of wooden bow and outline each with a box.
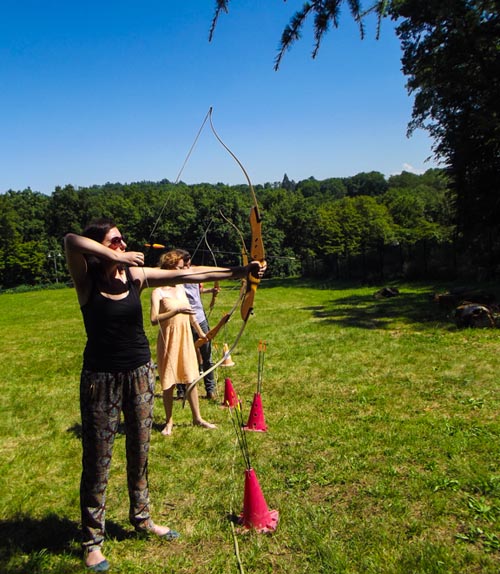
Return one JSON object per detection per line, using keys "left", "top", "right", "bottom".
{"left": 207, "top": 107, "right": 266, "bottom": 322}
{"left": 193, "top": 312, "right": 230, "bottom": 350}
{"left": 183, "top": 107, "right": 265, "bottom": 406}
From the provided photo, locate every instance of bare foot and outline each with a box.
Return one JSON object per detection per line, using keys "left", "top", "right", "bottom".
{"left": 85, "top": 548, "right": 107, "bottom": 567}
{"left": 193, "top": 419, "right": 217, "bottom": 429}
{"left": 161, "top": 423, "right": 173, "bottom": 436}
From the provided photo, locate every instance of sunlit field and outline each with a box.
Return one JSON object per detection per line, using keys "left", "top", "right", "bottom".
{"left": 1, "top": 278, "right": 499, "bottom": 573}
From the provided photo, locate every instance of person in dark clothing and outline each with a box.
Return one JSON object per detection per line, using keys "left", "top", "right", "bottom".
{"left": 64, "top": 218, "right": 265, "bottom": 572}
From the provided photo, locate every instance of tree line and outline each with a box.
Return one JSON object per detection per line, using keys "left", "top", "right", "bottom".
{"left": 1, "top": 167, "right": 485, "bottom": 289}
{"left": 3, "top": 2, "right": 497, "bottom": 289}
{"left": 211, "top": 1, "right": 500, "bottom": 281}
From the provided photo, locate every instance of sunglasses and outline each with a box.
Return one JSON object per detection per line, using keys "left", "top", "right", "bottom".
{"left": 109, "top": 235, "right": 126, "bottom": 246}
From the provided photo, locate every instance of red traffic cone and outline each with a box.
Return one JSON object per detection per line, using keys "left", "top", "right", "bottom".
{"left": 238, "top": 468, "right": 279, "bottom": 533}
{"left": 222, "top": 377, "right": 238, "bottom": 408}
{"left": 243, "top": 393, "right": 267, "bottom": 432}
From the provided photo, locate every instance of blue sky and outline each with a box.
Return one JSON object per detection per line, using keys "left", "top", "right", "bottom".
{"left": 1, "top": 1, "right": 438, "bottom": 195}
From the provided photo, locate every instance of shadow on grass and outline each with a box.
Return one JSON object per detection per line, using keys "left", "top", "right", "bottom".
{"left": 152, "top": 421, "right": 168, "bottom": 434}
{"left": 263, "top": 277, "right": 453, "bottom": 329}
{"left": 306, "top": 290, "right": 453, "bottom": 330}
{"left": 0, "top": 514, "right": 131, "bottom": 571}
{"left": 67, "top": 422, "right": 128, "bottom": 438}
{"left": 68, "top": 420, "right": 194, "bottom": 440}
{"left": 266, "top": 278, "right": 499, "bottom": 331}
{"left": 66, "top": 423, "right": 82, "bottom": 439}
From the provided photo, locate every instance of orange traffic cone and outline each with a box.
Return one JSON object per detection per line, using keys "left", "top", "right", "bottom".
{"left": 222, "top": 377, "right": 238, "bottom": 408}
{"left": 221, "top": 343, "right": 235, "bottom": 367}
{"left": 238, "top": 468, "right": 279, "bottom": 533}
{"left": 243, "top": 393, "right": 267, "bottom": 432}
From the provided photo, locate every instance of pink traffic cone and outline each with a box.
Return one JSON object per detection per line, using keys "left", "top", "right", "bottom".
{"left": 222, "top": 377, "right": 238, "bottom": 408}
{"left": 243, "top": 393, "right": 267, "bottom": 432}
{"left": 238, "top": 468, "right": 279, "bottom": 533}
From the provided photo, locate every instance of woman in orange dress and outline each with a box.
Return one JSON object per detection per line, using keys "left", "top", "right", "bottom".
{"left": 150, "top": 250, "right": 216, "bottom": 436}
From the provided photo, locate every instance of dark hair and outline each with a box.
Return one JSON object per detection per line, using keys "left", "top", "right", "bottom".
{"left": 82, "top": 218, "right": 117, "bottom": 243}
{"left": 82, "top": 218, "right": 119, "bottom": 274}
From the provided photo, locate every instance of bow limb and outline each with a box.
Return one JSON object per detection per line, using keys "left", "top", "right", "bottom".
{"left": 207, "top": 108, "right": 266, "bottom": 322}
{"left": 219, "top": 208, "right": 249, "bottom": 302}
{"left": 182, "top": 312, "right": 248, "bottom": 408}
{"left": 241, "top": 204, "right": 265, "bottom": 321}
{"left": 194, "top": 312, "right": 230, "bottom": 349}
{"left": 183, "top": 108, "right": 266, "bottom": 407}
{"left": 182, "top": 275, "right": 244, "bottom": 408}
{"left": 182, "top": 287, "right": 245, "bottom": 408}
{"left": 208, "top": 280, "right": 219, "bottom": 314}
{"left": 202, "top": 224, "right": 220, "bottom": 317}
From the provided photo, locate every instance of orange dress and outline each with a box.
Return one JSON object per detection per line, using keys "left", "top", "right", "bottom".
{"left": 156, "top": 289, "right": 199, "bottom": 391}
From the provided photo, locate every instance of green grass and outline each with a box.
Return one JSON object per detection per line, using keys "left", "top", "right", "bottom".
{"left": 1, "top": 279, "right": 499, "bottom": 573}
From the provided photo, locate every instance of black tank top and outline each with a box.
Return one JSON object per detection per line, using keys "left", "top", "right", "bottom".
{"left": 81, "top": 269, "right": 151, "bottom": 371}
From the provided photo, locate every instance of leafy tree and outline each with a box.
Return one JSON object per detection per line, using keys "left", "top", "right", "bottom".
{"left": 319, "top": 177, "right": 347, "bottom": 200}
{"left": 315, "top": 198, "right": 346, "bottom": 276}
{"left": 2, "top": 189, "right": 50, "bottom": 241}
{"left": 381, "top": 181, "right": 454, "bottom": 276}
{"left": 0, "top": 194, "right": 20, "bottom": 286}
{"left": 387, "top": 170, "right": 422, "bottom": 189}
{"left": 382, "top": 186, "right": 447, "bottom": 243}
{"left": 210, "top": 1, "right": 380, "bottom": 70}
{"left": 296, "top": 177, "right": 321, "bottom": 198}
{"left": 211, "top": 1, "right": 500, "bottom": 273}
{"left": 391, "top": 0, "right": 500, "bottom": 269}
{"left": 351, "top": 195, "right": 394, "bottom": 278}
{"left": 316, "top": 195, "right": 394, "bottom": 278}
{"left": 344, "top": 171, "right": 388, "bottom": 197}
{"left": 0, "top": 190, "right": 53, "bottom": 286}
{"left": 353, "top": 195, "right": 394, "bottom": 248}
{"left": 281, "top": 173, "right": 296, "bottom": 191}
{"left": 126, "top": 183, "right": 178, "bottom": 250}
{"left": 47, "top": 185, "right": 83, "bottom": 239}
{"left": 187, "top": 184, "right": 247, "bottom": 266}
{"left": 260, "top": 187, "right": 316, "bottom": 272}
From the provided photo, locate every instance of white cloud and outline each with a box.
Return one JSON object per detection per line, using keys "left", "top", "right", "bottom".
{"left": 402, "top": 163, "right": 424, "bottom": 174}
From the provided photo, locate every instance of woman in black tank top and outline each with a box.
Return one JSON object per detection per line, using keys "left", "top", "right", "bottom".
{"left": 64, "top": 218, "right": 266, "bottom": 571}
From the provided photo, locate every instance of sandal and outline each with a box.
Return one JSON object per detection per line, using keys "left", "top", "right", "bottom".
{"left": 135, "top": 521, "right": 180, "bottom": 541}
{"left": 86, "top": 559, "right": 110, "bottom": 572}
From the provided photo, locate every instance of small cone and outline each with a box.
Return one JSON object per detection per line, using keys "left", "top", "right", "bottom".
{"left": 243, "top": 393, "right": 267, "bottom": 432}
{"left": 238, "top": 468, "right": 279, "bottom": 533}
{"left": 222, "top": 377, "right": 238, "bottom": 408}
{"left": 221, "top": 343, "right": 235, "bottom": 367}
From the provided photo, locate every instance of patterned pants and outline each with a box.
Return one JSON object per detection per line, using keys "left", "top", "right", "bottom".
{"left": 80, "top": 361, "right": 155, "bottom": 552}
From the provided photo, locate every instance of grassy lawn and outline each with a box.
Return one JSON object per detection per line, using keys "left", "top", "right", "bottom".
{"left": 0, "top": 278, "right": 499, "bottom": 573}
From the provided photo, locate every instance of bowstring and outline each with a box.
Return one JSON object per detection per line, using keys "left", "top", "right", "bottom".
{"left": 142, "top": 106, "right": 252, "bottom": 409}
{"left": 202, "top": 221, "right": 220, "bottom": 320}
{"left": 190, "top": 218, "right": 214, "bottom": 262}
{"left": 188, "top": 216, "right": 223, "bottom": 393}
{"left": 148, "top": 108, "right": 211, "bottom": 243}
{"left": 142, "top": 108, "right": 213, "bottom": 412}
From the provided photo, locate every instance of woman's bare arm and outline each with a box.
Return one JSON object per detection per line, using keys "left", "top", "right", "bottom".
{"left": 150, "top": 288, "right": 195, "bottom": 326}
{"left": 64, "top": 233, "right": 145, "bottom": 271}
{"left": 133, "top": 262, "right": 264, "bottom": 290}
{"left": 64, "top": 233, "right": 146, "bottom": 305}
